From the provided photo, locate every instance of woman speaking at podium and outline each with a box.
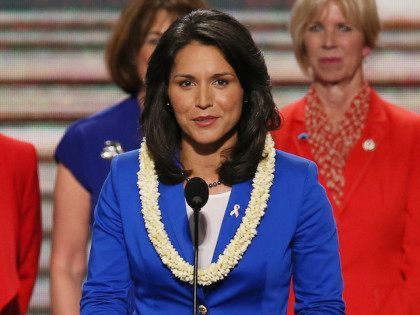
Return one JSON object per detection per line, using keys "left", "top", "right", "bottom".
{"left": 81, "top": 9, "right": 345, "bottom": 314}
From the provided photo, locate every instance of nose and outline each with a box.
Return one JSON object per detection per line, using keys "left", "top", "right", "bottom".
{"left": 322, "top": 29, "right": 336, "bottom": 49}
{"left": 196, "top": 84, "right": 213, "bottom": 109}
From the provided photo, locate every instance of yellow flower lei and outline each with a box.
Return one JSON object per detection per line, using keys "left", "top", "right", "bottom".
{"left": 137, "top": 135, "right": 276, "bottom": 285}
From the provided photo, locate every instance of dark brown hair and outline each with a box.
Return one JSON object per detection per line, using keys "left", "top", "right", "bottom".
{"left": 142, "top": 9, "right": 281, "bottom": 185}
{"left": 105, "top": 0, "right": 208, "bottom": 96}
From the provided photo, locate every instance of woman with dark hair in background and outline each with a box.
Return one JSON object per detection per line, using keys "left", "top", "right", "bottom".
{"left": 50, "top": 0, "right": 207, "bottom": 313}
{"left": 0, "top": 134, "right": 41, "bottom": 315}
{"left": 81, "top": 9, "right": 344, "bottom": 314}
{"left": 272, "top": 0, "right": 420, "bottom": 313}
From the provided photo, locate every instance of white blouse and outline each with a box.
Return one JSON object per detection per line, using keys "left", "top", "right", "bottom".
{"left": 186, "top": 190, "right": 231, "bottom": 268}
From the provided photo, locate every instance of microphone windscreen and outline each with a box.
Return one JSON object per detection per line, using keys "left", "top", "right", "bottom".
{"left": 185, "top": 177, "right": 209, "bottom": 210}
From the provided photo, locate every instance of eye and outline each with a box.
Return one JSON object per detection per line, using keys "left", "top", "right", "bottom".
{"left": 214, "top": 79, "right": 228, "bottom": 86}
{"left": 308, "top": 23, "right": 322, "bottom": 32}
{"left": 179, "top": 80, "right": 193, "bottom": 87}
{"left": 338, "top": 23, "right": 352, "bottom": 32}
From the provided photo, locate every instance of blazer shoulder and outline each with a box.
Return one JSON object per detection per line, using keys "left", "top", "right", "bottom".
{"left": 109, "top": 149, "right": 140, "bottom": 181}
{"left": 273, "top": 98, "right": 306, "bottom": 137}
{"left": 372, "top": 90, "right": 420, "bottom": 126}
{"left": 0, "top": 134, "right": 37, "bottom": 163}
{"left": 274, "top": 149, "right": 314, "bottom": 178}
{"left": 279, "top": 97, "right": 306, "bottom": 116}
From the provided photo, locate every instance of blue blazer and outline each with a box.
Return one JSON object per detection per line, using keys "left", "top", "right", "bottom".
{"left": 81, "top": 150, "right": 345, "bottom": 314}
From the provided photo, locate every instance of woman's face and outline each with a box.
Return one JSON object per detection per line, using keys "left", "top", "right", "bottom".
{"left": 137, "top": 9, "right": 174, "bottom": 83}
{"left": 303, "top": 1, "right": 370, "bottom": 84}
{"left": 168, "top": 41, "right": 244, "bottom": 150}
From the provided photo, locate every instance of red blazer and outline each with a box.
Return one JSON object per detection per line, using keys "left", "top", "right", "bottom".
{"left": 272, "top": 89, "right": 420, "bottom": 315}
{"left": 0, "top": 134, "right": 41, "bottom": 315}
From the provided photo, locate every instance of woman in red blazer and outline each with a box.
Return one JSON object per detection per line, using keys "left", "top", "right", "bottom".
{"left": 272, "top": 0, "right": 420, "bottom": 314}
{"left": 0, "top": 134, "right": 42, "bottom": 314}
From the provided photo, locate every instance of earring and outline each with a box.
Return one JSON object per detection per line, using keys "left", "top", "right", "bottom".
{"left": 166, "top": 102, "right": 171, "bottom": 107}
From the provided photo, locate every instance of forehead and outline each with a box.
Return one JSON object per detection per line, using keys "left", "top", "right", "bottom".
{"left": 311, "top": 1, "right": 348, "bottom": 22}
{"left": 171, "top": 42, "right": 233, "bottom": 73}
{"left": 149, "top": 9, "right": 175, "bottom": 33}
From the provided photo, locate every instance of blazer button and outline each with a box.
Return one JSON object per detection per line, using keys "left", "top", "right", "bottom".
{"left": 198, "top": 304, "right": 208, "bottom": 314}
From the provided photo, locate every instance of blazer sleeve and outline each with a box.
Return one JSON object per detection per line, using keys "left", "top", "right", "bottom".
{"left": 80, "top": 156, "right": 133, "bottom": 314}
{"left": 16, "top": 144, "right": 41, "bottom": 315}
{"left": 402, "top": 117, "right": 420, "bottom": 312}
{"left": 292, "top": 162, "right": 345, "bottom": 314}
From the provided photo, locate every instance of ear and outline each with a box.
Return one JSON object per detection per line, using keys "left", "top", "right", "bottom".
{"left": 362, "top": 46, "right": 372, "bottom": 58}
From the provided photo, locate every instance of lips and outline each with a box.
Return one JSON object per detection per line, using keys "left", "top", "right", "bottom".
{"left": 319, "top": 57, "right": 342, "bottom": 64}
{"left": 192, "top": 115, "right": 218, "bottom": 127}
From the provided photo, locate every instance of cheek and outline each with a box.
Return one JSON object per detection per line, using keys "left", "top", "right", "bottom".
{"left": 222, "top": 95, "right": 243, "bottom": 122}
{"left": 344, "top": 36, "right": 366, "bottom": 60}
{"left": 303, "top": 34, "right": 316, "bottom": 50}
{"left": 346, "top": 45, "right": 366, "bottom": 65}
{"left": 168, "top": 89, "right": 193, "bottom": 112}
{"left": 170, "top": 95, "right": 191, "bottom": 122}
{"left": 172, "top": 108, "right": 190, "bottom": 130}
{"left": 302, "top": 40, "right": 318, "bottom": 66}
{"left": 137, "top": 46, "right": 154, "bottom": 78}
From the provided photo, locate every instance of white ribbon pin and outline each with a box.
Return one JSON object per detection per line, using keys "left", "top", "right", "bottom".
{"left": 230, "top": 204, "right": 240, "bottom": 218}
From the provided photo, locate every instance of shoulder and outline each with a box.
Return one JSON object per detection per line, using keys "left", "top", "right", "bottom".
{"left": 371, "top": 89, "right": 420, "bottom": 127}
{"left": 55, "top": 96, "right": 139, "bottom": 163}
{"left": 0, "top": 134, "right": 38, "bottom": 181}
{"left": 279, "top": 97, "right": 306, "bottom": 126}
{"left": 275, "top": 149, "right": 311, "bottom": 167}
{"left": 65, "top": 96, "right": 139, "bottom": 136}
{"left": 0, "top": 134, "right": 37, "bottom": 162}
{"left": 272, "top": 97, "right": 306, "bottom": 140}
{"left": 279, "top": 97, "right": 306, "bottom": 119}
{"left": 110, "top": 149, "right": 140, "bottom": 176}
{"left": 274, "top": 149, "right": 315, "bottom": 181}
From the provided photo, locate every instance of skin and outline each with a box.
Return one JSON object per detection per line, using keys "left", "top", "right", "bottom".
{"left": 168, "top": 41, "right": 244, "bottom": 195}
{"left": 137, "top": 9, "right": 174, "bottom": 100}
{"left": 50, "top": 9, "right": 175, "bottom": 315}
{"left": 303, "top": 1, "right": 371, "bottom": 123}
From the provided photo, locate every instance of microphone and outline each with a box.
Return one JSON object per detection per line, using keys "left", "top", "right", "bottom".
{"left": 185, "top": 177, "right": 209, "bottom": 210}
{"left": 184, "top": 177, "right": 209, "bottom": 315}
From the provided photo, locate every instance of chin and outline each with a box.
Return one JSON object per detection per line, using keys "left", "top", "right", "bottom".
{"left": 315, "top": 72, "right": 346, "bottom": 84}
{"left": 187, "top": 129, "right": 238, "bottom": 151}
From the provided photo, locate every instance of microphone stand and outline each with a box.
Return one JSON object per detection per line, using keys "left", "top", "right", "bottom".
{"left": 193, "top": 208, "right": 199, "bottom": 315}
{"left": 184, "top": 177, "right": 208, "bottom": 315}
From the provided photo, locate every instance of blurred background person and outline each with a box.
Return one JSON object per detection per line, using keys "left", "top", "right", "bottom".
{"left": 50, "top": 0, "right": 208, "bottom": 313}
{"left": 0, "top": 133, "right": 41, "bottom": 315}
{"left": 80, "top": 9, "right": 344, "bottom": 314}
{"left": 272, "top": 0, "right": 420, "bottom": 313}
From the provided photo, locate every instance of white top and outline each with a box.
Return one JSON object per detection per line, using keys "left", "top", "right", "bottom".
{"left": 186, "top": 190, "right": 231, "bottom": 268}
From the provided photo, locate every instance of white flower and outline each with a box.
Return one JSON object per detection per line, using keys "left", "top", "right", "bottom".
{"left": 137, "top": 134, "right": 276, "bottom": 285}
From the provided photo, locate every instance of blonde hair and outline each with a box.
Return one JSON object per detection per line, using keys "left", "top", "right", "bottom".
{"left": 105, "top": 0, "right": 208, "bottom": 96}
{"left": 289, "top": 0, "right": 380, "bottom": 73}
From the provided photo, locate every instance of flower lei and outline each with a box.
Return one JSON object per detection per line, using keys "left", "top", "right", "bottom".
{"left": 137, "top": 134, "right": 276, "bottom": 286}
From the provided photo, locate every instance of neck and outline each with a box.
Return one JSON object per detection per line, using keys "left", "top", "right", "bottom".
{"left": 313, "top": 73, "right": 365, "bottom": 123}
{"left": 180, "top": 133, "right": 237, "bottom": 194}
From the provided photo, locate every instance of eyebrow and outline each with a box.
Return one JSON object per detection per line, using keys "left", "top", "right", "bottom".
{"left": 172, "top": 72, "right": 236, "bottom": 79}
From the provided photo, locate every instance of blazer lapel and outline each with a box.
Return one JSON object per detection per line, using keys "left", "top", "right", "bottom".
{"left": 159, "top": 182, "right": 194, "bottom": 264}
{"left": 288, "top": 102, "right": 313, "bottom": 160}
{"left": 291, "top": 124, "right": 313, "bottom": 160}
{"left": 211, "top": 179, "right": 253, "bottom": 263}
{"left": 340, "top": 91, "right": 389, "bottom": 212}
